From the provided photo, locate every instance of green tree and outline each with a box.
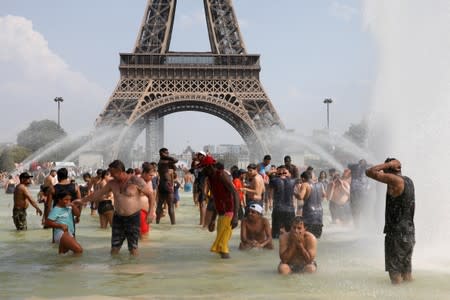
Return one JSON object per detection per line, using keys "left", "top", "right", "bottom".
{"left": 17, "top": 119, "right": 66, "bottom": 152}
{"left": 0, "top": 145, "right": 31, "bottom": 172}
{"left": 344, "top": 119, "right": 368, "bottom": 148}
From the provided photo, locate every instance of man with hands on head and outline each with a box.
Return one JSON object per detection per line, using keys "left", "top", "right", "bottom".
{"left": 365, "top": 158, "right": 415, "bottom": 285}
{"left": 278, "top": 216, "right": 317, "bottom": 274}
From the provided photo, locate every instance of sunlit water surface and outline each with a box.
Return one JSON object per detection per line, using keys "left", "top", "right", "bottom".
{"left": 1, "top": 188, "right": 449, "bottom": 300}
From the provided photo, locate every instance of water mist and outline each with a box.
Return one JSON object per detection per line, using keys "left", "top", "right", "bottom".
{"left": 363, "top": 0, "right": 450, "bottom": 266}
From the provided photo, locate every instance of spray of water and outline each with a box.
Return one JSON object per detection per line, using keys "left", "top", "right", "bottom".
{"left": 21, "top": 132, "right": 87, "bottom": 167}
{"left": 63, "top": 127, "right": 124, "bottom": 162}
{"left": 363, "top": 0, "right": 450, "bottom": 263}
{"left": 260, "top": 127, "right": 367, "bottom": 171}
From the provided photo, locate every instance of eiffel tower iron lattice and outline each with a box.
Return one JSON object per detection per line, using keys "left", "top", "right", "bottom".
{"left": 95, "top": 0, "right": 284, "bottom": 162}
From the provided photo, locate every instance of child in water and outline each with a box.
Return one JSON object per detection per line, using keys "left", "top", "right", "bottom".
{"left": 45, "top": 191, "right": 83, "bottom": 255}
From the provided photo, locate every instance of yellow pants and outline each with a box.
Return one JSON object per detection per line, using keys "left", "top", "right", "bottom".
{"left": 210, "top": 215, "right": 232, "bottom": 254}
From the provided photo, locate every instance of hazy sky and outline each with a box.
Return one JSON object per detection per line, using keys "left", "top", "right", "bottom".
{"left": 0, "top": 0, "right": 375, "bottom": 153}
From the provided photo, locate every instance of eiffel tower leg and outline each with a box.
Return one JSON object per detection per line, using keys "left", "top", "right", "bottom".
{"left": 145, "top": 113, "right": 164, "bottom": 162}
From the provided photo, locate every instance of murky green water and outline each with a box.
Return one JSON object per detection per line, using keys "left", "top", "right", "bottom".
{"left": 1, "top": 186, "right": 449, "bottom": 299}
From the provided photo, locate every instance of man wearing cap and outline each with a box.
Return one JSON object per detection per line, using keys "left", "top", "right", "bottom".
{"left": 366, "top": 158, "right": 415, "bottom": 284}
{"left": 239, "top": 203, "right": 273, "bottom": 250}
{"left": 13, "top": 172, "right": 43, "bottom": 230}
{"left": 201, "top": 156, "right": 239, "bottom": 259}
{"left": 278, "top": 216, "right": 317, "bottom": 275}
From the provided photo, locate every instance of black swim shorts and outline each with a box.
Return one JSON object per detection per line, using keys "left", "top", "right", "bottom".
{"left": 111, "top": 211, "right": 140, "bottom": 251}
{"left": 385, "top": 232, "right": 415, "bottom": 274}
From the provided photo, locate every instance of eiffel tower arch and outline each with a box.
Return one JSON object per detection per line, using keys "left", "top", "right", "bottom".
{"left": 95, "top": 0, "right": 284, "bottom": 163}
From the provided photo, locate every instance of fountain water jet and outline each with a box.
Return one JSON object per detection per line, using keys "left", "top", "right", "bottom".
{"left": 363, "top": 0, "right": 450, "bottom": 264}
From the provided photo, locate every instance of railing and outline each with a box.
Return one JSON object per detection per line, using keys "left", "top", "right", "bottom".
{"left": 119, "top": 53, "right": 260, "bottom": 67}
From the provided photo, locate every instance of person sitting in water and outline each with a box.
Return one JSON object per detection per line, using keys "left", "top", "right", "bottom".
{"left": 45, "top": 191, "right": 83, "bottom": 255}
{"left": 239, "top": 203, "right": 273, "bottom": 250}
{"left": 278, "top": 216, "right": 317, "bottom": 275}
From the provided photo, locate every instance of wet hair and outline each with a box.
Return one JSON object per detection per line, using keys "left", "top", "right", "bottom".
{"left": 232, "top": 169, "right": 240, "bottom": 179}
{"left": 247, "top": 163, "right": 258, "bottom": 170}
{"left": 384, "top": 157, "right": 397, "bottom": 163}
{"left": 96, "top": 169, "right": 103, "bottom": 176}
{"left": 300, "top": 171, "right": 312, "bottom": 181}
{"left": 306, "top": 166, "right": 314, "bottom": 171}
{"left": 109, "top": 160, "right": 126, "bottom": 172}
{"left": 159, "top": 148, "right": 169, "bottom": 155}
{"left": 126, "top": 168, "right": 134, "bottom": 174}
{"left": 291, "top": 216, "right": 304, "bottom": 226}
{"left": 230, "top": 165, "right": 239, "bottom": 175}
{"left": 57, "top": 168, "right": 68, "bottom": 181}
{"left": 101, "top": 170, "right": 110, "bottom": 179}
{"left": 319, "top": 170, "right": 327, "bottom": 178}
{"left": 215, "top": 161, "right": 225, "bottom": 170}
{"left": 263, "top": 154, "right": 271, "bottom": 161}
{"left": 82, "top": 172, "right": 91, "bottom": 180}
{"left": 55, "top": 190, "right": 72, "bottom": 203}
{"left": 142, "top": 162, "right": 155, "bottom": 174}
{"left": 284, "top": 155, "right": 291, "bottom": 162}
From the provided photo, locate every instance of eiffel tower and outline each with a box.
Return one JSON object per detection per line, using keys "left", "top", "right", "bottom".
{"left": 95, "top": 0, "right": 284, "bottom": 162}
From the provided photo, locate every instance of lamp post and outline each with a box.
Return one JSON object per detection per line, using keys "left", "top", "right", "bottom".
{"left": 54, "top": 97, "right": 64, "bottom": 128}
{"left": 323, "top": 98, "right": 333, "bottom": 131}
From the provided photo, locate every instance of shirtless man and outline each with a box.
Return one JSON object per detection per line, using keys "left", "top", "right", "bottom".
{"left": 278, "top": 216, "right": 317, "bottom": 275}
{"left": 239, "top": 203, "right": 273, "bottom": 250}
{"left": 81, "top": 160, "right": 155, "bottom": 256}
{"left": 140, "top": 162, "right": 156, "bottom": 238}
{"left": 327, "top": 172, "right": 352, "bottom": 224}
{"left": 13, "top": 172, "right": 43, "bottom": 230}
{"left": 244, "top": 163, "right": 265, "bottom": 209}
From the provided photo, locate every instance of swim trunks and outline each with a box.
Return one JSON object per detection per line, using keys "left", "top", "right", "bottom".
{"left": 12, "top": 207, "right": 27, "bottom": 230}
{"left": 385, "top": 232, "right": 415, "bottom": 274}
{"left": 111, "top": 211, "right": 140, "bottom": 251}
{"left": 287, "top": 261, "right": 318, "bottom": 273}
{"left": 97, "top": 200, "right": 114, "bottom": 215}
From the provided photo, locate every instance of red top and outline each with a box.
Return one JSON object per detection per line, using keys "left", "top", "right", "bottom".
{"left": 208, "top": 170, "right": 234, "bottom": 215}
{"left": 232, "top": 178, "right": 244, "bottom": 204}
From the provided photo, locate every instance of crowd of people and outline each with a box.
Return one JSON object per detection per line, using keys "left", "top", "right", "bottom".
{"left": 2, "top": 150, "right": 415, "bottom": 284}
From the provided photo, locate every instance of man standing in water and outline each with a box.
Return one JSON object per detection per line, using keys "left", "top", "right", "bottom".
{"left": 366, "top": 158, "right": 415, "bottom": 284}
{"left": 201, "top": 156, "right": 239, "bottom": 258}
{"left": 81, "top": 160, "right": 155, "bottom": 256}
{"left": 13, "top": 172, "right": 43, "bottom": 230}
{"left": 156, "top": 147, "right": 178, "bottom": 225}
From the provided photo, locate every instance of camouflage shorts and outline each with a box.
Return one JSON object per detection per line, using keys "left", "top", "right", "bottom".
{"left": 111, "top": 211, "right": 140, "bottom": 251}
{"left": 12, "top": 208, "right": 27, "bottom": 230}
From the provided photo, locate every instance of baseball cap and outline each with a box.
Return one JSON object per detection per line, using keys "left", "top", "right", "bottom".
{"left": 198, "top": 155, "right": 216, "bottom": 167}
{"left": 249, "top": 203, "right": 263, "bottom": 214}
{"left": 19, "top": 172, "right": 33, "bottom": 180}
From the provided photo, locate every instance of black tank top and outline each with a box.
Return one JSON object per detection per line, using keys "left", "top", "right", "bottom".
{"left": 384, "top": 176, "right": 415, "bottom": 235}
{"left": 303, "top": 182, "right": 323, "bottom": 224}
{"left": 53, "top": 183, "right": 78, "bottom": 207}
